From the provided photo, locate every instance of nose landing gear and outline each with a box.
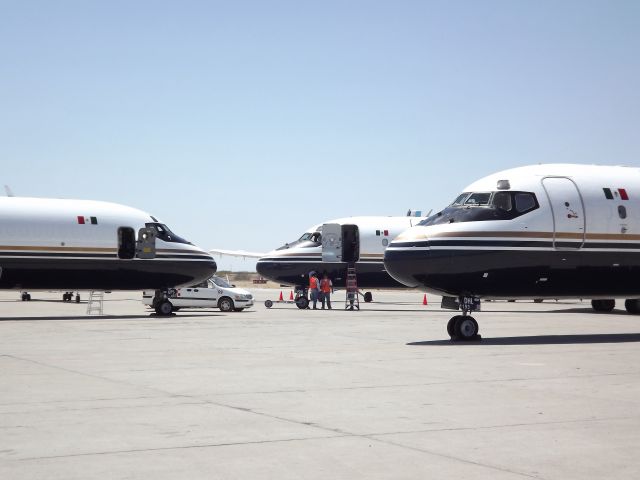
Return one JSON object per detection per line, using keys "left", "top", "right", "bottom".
{"left": 446, "top": 296, "right": 481, "bottom": 341}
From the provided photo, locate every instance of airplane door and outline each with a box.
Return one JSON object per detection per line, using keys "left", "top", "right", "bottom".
{"left": 136, "top": 227, "right": 157, "bottom": 259}
{"left": 322, "top": 223, "right": 342, "bottom": 262}
{"left": 542, "top": 177, "right": 585, "bottom": 248}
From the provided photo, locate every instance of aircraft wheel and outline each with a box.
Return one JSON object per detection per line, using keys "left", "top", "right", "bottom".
{"left": 624, "top": 299, "right": 640, "bottom": 314}
{"left": 296, "top": 297, "right": 309, "bottom": 309}
{"left": 156, "top": 301, "right": 173, "bottom": 316}
{"left": 591, "top": 299, "right": 615, "bottom": 312}
{"left": 364, "top": 292, "right": 373, "bottom": 303}
{"left": 264, "top": 299, "right": 273, "bottom": 308}
{"left": 454, "top": 316, "right": 479, "bottom": 341}
{"left": 219, "top": 297, "right": 234, "bottom": 312}
{"left": 447, "top": 316, "right": 462, "bottom": 338}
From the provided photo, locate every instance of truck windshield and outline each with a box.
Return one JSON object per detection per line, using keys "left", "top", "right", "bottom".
{"left": 211, "top": 276, "right": 232, "bottom": 288}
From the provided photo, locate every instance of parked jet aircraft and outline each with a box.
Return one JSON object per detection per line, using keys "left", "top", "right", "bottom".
{"left": 384, "top": 164, "right": 640, "bottom": 340}
{"left": 211, "top": 212, "right": 429, "bottom": 308}
{"left": 0, "top": 197, "right": 217, "bottom": 314}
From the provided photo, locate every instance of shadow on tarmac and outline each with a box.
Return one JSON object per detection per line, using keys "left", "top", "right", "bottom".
{"left": 0, "top": 313, "right": 224, "bottom": 321}
{"left": 407, "top": 333, "right": 640, "bottom": 346}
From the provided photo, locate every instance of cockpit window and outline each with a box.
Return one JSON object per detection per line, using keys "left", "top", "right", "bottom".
{"left": 297, "top": 232, "right": 321, "bottom": 243}
{"left": 145, "top": 223, "right": 191, "bottom": 244}
{"left": 464, "top": 192, "right": 491, "bottom": 206}
{"left": 277, "top": 231, "right": 322, "bottom": 250}
{"left": 492, "top": 191, "right": 512, "bottom": 212}
{"left": 514, "top": 193, "right": 536, "bottom": 213}
{"left": 451, "top": 193, "right": 470, "bottom": 206}
{"left": 418, "top": 191, "right": 539, "bottom": 226}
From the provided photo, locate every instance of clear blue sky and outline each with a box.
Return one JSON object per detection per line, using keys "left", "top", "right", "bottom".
{"left": 1, "top": 0, "right": 639, "bottom": 270}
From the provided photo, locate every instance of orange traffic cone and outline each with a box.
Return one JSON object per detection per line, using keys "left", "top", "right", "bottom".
{"left": 422, "top": 294, "right": 428, "bottom": 305}
{"left": 279, "top": 291, "right": 284, "bottom": 301}
{"left": 289, "top": 291, "right": 294, "bottom": 301}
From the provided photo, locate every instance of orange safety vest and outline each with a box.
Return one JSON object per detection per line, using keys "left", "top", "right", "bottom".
{"left": 320, "top": 279, "right": 331, "bottom": 293}
{"left": 309, "top": 276, "right": 318, "bottom": 289}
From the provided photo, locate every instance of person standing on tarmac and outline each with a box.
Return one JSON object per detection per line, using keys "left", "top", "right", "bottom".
{"left": 309, "top": 272, "right": 320, "bottom": 309}
{"left": 320, "top": 273, "right": 333, "bottom": 309}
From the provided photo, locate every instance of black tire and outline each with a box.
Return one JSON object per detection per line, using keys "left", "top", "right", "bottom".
{"left": 219, "top": 297, "right": 234, "bottom": 312}
{"left": 454, "top": 316, "right": 479, "bottom": 340}
{"left": 27, "top": 294, "right": 31, "bottom": 301}
{"left": 264, "top": 299, "right": 273, "bottom": 308}
{"left": 21, "top": 293, "right": 27, "bottom": 301}
{"left": 157, "top": 300, "right": 173, "bottom": 315}
{"left": 234, "top": 308, "right": 244, "bottom": 312}
{"left": 296, "top": 297, "right": 309, "bottom": 309}
{"left": 625, "top": 299, "right": 640, "bottom": 314}
{"left": 534, "top": 298, "right": 544, "bottom": 303}
{"left": 75, "top": 294, "right": 80, "bottom": 303}
{"left": 363, "top": 292, "right": 373, "bottom": 303}
{"left": 447, "top": 316, "right": 460, "bottom": 338}
{"left": 592, "top": 299, "right": 615, "bottom": 312}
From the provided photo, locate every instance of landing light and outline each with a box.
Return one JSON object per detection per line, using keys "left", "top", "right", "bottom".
{"left": 497, "top": 179, "right": 510, "bottom": 190}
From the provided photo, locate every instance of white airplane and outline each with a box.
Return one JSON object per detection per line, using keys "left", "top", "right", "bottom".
{"left": 384, "top": 163, "right": 640, "bottom": 340}
{"left": 0, "top": 196, "right": 217, "bottom": 314}
{"left": 212, "top": 211, "right": 430, "bottom": 308}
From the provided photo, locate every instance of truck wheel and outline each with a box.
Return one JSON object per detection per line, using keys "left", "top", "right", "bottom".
{"left": 156, "top": 301, "right": 173, "bottom": 316}
{"left": 264, "top": 299, "right": 273, "bottom": 308}
{"left": 296, "top": 297, "right": 309, "bottom": 309}
{"left": 219, "top": 297, "right": 234, "bottom": 312}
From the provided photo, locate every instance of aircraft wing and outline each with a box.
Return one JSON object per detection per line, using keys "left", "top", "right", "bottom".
{"left": 209, "top": 249, "right": 265, "bottom": 259}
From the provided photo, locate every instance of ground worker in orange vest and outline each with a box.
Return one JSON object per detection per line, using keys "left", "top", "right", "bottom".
{"left": 320, "top": 273, "right": 333, "bottom": 310}
{"left": 308, "top": 272, "right": 320, "bottom": 309}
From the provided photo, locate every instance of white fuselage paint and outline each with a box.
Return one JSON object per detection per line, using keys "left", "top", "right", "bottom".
{"left": 0, "top": 197, "right": 216, "bottom": 290}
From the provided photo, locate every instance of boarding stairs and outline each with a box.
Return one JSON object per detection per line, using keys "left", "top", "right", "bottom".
{"left": 344, "top": 263, "right": 360, "bottom": 310}
{"left": 86, "top": 291, "right": 104, "bottom": 315}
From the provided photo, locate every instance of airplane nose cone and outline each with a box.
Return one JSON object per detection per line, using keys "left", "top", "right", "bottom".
{"left": 192, "top": 248, "right": 218, "bottom": 281}
{"left": 383, "top": 246, "right": 424, "bottom": 288}
{"left": 256, "top": 259, "right": 276, "bottom": 282}
{"left": 383, "top": 229, "right": 431, "bottom": 288}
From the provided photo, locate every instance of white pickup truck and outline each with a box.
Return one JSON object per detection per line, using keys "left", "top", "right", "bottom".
{"left": 143, "top": 276, "right": 254, "bottom": 314}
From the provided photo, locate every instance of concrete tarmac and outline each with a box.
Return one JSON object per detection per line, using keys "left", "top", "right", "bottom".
{"left": 1, "top": 289, "right": 639, "bottom": 479}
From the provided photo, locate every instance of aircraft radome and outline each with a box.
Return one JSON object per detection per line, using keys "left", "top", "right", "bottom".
{"left": 0, "top": 196, "right": 217, "bottom": 314}
{"left": 384, "top": 164, "right": 640, "bottom": 340}
{"left": 211, "top": 211, "right": 430, "bottom": 308}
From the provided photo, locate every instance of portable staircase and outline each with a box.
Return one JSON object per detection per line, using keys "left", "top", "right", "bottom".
{"left": 344, "top": 263, "right": 360, "bottom": 310}
{"left": 86, "top": 291, "right": 104, "bottom": 315}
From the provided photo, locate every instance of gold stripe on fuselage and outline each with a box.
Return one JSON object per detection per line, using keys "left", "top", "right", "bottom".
{"left": 428, "top": 231, "right": 640, "bottom": 241}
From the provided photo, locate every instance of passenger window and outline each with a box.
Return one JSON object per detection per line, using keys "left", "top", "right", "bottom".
{"left": 492, "top": 192, "right": 512, "bottom": 211}
{"left": 618, "top": 205, "right": 627, "bottom": 219}
{"left": 515, "top": 193, "right": 536, "bottom": 213}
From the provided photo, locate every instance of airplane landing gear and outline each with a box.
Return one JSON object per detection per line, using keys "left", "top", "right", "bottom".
{"left": 591, "top": 299, "right": 615, "bottom": 312}
{"left": 294, "top": 286, "right": 309, "bottom": 309}
{"left": 447, "top": 296, "right": 481, "bottom": 341}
